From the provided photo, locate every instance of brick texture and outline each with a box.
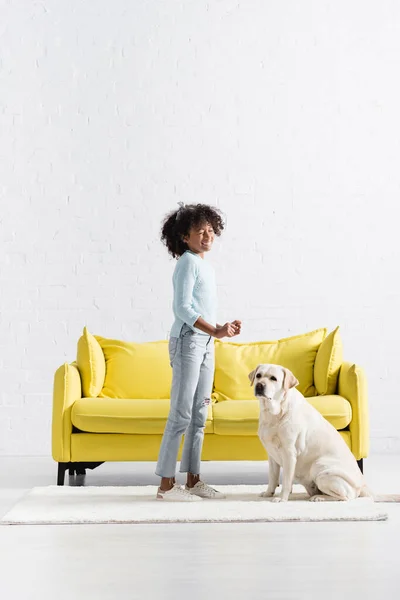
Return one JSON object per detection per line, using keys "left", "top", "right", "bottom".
{"left": 1, "top": 1, "right": 400, "bottom": 454}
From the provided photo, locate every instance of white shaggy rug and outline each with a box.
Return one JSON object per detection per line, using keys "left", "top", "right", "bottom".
{"left": 0, "top": 485, "right": 388, "bottom": 525}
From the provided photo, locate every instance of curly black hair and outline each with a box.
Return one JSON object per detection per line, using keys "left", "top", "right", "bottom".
{"left": 161, "top": 203, "right": 225, "bottom": 259}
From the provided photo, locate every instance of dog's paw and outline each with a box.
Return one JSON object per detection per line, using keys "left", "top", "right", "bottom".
{"left": 309, "top": 495, "right": 326, "bottom": 502}
{"left": 271, "top": 496, "right": 287, "bottom": 503}
{"left": 260, "top": 490, "right": 275, "bottom": 498}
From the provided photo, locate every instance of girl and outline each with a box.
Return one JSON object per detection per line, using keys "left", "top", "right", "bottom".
{"left": 155, "top": 202, "right": 241, "bottom": 501}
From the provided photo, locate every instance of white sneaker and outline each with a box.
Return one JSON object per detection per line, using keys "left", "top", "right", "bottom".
{"left": 186, "top": 481, "right": 226, "bottom": 499}
{"left": 156, "top": 483, "right": 203, "bottom": 502}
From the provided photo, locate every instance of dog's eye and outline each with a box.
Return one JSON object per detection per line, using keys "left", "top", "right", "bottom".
{"left": 270, "top": 376, "right": 277, "bottom": 382}
{"left": 256, "top": 373, "right": 262, "bottom": 379}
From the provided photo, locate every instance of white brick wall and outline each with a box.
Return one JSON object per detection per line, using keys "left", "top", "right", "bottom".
{"left": 1, "top": 0, "right": 400, "bottom": 455}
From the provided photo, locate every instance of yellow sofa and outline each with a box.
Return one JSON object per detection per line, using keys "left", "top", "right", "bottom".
{"left": 52, "top": 326, "right": 369, "bottom": 485}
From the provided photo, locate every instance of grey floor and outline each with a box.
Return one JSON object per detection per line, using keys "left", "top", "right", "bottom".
{"left": 0, "top": 456, "right": 400, "bottom": 599}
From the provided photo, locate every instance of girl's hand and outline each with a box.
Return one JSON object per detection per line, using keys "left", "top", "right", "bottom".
{"left": 216, "top": 321, "right": 242, "bottom": 339}
{"left": 232, "top": 320, "right": 242, "bottom": 336}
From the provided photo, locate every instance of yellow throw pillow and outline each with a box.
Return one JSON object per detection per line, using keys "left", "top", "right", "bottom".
{"left": 214, "top": 328, "right": 327, "bottom": 400}
{"left": 76, "top": 327, "right": 106, "bottom": 397}
{"left": 95, "top": 336, "right": 171, "bottom": 399}
{"left": 314, "top": 327, "right": 343, "bottom": 395}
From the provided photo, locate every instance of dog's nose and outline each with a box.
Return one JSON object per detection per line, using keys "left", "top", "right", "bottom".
{"left": 255, "top": 382, "right": 265, "bottom": 395}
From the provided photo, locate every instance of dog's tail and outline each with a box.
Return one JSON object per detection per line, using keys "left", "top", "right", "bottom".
{"left": 360, "top": 485, "right": 400, "bottom": 503}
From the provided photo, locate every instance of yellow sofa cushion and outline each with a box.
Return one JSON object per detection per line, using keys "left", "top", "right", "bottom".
{"left": 314, "top": 327, "right": 343, "bottom": 395}
{"left": 76, "top": 327, "right": 106, "bottom": 397}
{"left": 213, "top": 328, "right": 326, "bottom": 400}
{"left": 71, "top": 397, "right": 213, "bottom": 434}
{"left": 307, "top": 396, "right": 352, "bottom": 428}
{"left": 95, "top": 336, "right": 172, "bottom": 399}
{"left": 212, "top": 396, "right": 352, "bottom": 435}
{"left": 213, "top": 400, "right": 260, "bottom": 435}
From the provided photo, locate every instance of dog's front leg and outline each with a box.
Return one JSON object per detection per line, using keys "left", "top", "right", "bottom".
{"left": 272, "top": 450, "right": 296, "bottom": 503}
{"left": 260, "top": 456, "right": 280, "bottom": 497}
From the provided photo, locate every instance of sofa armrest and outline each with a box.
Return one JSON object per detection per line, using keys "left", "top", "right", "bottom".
{"left": 338, "top": 362, "right": 369, "bottom": 460}
{"left": 52, "top": 362, "right": 82, "bottom": 462}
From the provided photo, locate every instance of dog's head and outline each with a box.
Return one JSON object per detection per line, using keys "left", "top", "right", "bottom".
{"left": 248, "top": 364, "right": 299, "bottom": 415}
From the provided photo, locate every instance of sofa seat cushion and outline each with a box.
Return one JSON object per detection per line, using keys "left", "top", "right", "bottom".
{"left": 213, "top": 400, "right": 260, "bottom": 435}
{"left": 212, "top": 395, "right": 352, "bottom": 436}
{"left": 306, "top": 396, "right": 352, "bottom": 430}
{"left": 71, "top": 398, "right": 213, "bottom": 435}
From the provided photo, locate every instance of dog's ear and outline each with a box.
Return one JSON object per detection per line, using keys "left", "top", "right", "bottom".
{"left": 282, "top": 368, "right": 299, "bottom": 392}
{"left": 248, "top": 366, "right": 259, "bottom": 386}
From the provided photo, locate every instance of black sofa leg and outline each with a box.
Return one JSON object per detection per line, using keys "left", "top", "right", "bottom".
{"left": 357, "top": 459, "right": 363, "bottom": 474}
{"left": 57, "top": 461, "right": 104, "bottom": 485}
{"left": 57, "top": 462, "right": 69, "bottom": 486}
{"left": 76, "top": 462, "right": 104, "bottom": 474}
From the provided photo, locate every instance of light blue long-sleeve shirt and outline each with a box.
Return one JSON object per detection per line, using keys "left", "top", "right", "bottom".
{"left": 170, "top": 250, "right": 218, "bottom": 338}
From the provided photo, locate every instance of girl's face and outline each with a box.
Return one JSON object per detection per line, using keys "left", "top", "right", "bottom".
{"left": 183, "top": 221, "right": 215, "bottom": 256}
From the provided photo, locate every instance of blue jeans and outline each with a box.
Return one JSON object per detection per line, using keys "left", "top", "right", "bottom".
{"left": 155, "top": 324, "right": 215, "bottom": 478}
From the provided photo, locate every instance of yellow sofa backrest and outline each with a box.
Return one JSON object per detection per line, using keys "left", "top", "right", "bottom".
{"left": 75, "top": 326, "right": 342, "bottom": 401}
{"left": 213, "top": 328, "right": 327, "bottom": 399}
{"left": 95, "top": 336, "right": 172, "bottom": 399}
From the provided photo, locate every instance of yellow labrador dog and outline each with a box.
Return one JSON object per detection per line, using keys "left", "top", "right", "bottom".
{"left": 250, "top": 363, "right": 371, "bottom": 503}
